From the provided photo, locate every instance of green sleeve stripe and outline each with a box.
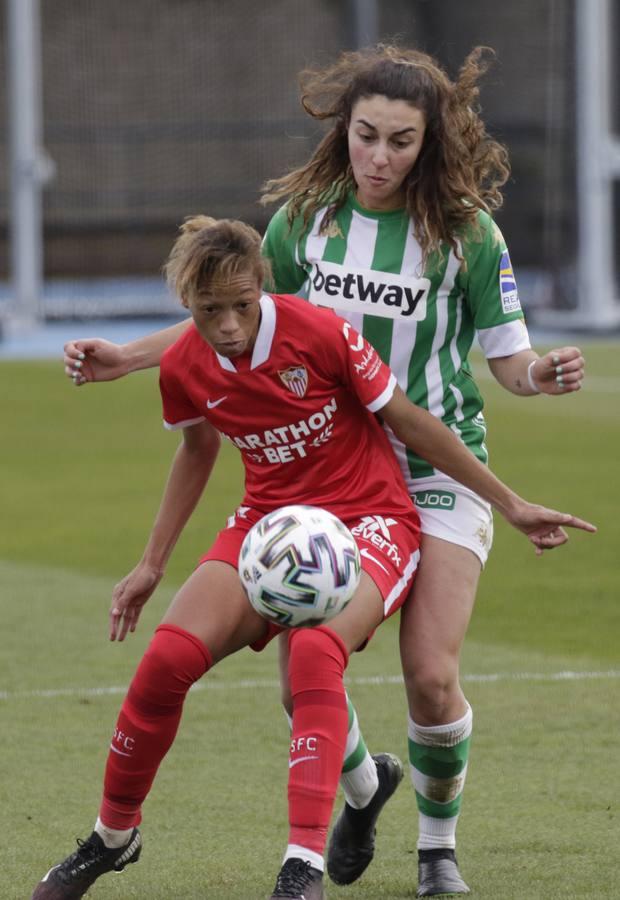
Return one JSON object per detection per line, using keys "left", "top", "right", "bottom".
{"left": 415, "top": 790, "right": 463, "bottom": 819}
{"left": 408, "top": 736, "right": 471, "bottom": 778}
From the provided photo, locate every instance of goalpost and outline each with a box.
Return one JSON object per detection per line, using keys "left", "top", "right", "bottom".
{"left": 5, "top": 0, "right": 53, "bottom": 332}
{"left": 573, "top": 0, "right": 620, "bottom": 329}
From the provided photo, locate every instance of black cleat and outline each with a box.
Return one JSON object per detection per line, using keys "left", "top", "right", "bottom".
{"left": 416, "top": 848, "right": 470, "bottom": 896}
{"left": 269, "top": 857, "right": 325, "bottom": 899}
{"left": 31, "top": 828, "right": 142, "bottom": 899}
{"left": 327, "top": 752, "right": 404, "bottom": 885}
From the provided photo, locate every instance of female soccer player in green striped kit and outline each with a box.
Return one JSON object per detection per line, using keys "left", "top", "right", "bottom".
{"left": 64, "top": 44, "right": 585, "bottom": 896}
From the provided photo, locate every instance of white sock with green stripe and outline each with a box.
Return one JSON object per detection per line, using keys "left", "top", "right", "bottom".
{"left": 283, "top": 694, "right": 378, "bottom": 810}
{"left": 339, "top": 695, "right": 378, "bottom": 809}
{"left": 408, "top": 703, "right": 473, "bottom": 850}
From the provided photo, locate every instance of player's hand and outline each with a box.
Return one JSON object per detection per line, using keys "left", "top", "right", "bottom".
{"left": 64, "top": 338, "right": 129, "bottom": 386}
{"left": 503, "top": 500, "right": 596, "bottom": 555}
{"left": 109, "top": 561, "right": 164, "bottom": 641}
{"left": 529, "top": 347, "right": 585, "bottom": 395}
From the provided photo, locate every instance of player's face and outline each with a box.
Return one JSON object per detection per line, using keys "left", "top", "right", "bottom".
{"left": 348, "top": 95, "right": 426, "bottom": 211}
{"left": 187, "top": 273, "right": 262, "bottom": 357}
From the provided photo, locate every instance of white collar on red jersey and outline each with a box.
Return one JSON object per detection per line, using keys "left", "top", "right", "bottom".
{"left": 215, "top": 294, "right": 276, "bottom": 372}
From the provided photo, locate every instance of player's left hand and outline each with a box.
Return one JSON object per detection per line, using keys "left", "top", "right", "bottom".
{"left": 504, "top": 501, "right": 596, "bottom": 555}
{"left": 530, "top": 347, "right": 585, "bottom": 395}
{"left": 109, "top": 561, "right": 164, "bottom": 641}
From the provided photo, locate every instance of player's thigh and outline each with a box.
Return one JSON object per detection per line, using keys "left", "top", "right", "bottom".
{"left": 161, "top": 560, "right": 268, "bottom": 663}
{"left": 327, "top": 571, "right": 384, "bottom": 653}
{"left": 400, "top": 534, "right": 481, "bottom": 669}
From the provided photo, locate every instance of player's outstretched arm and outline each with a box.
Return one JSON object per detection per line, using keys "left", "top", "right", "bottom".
{"left": 494, "top": 499, "right": 596, "bottom": 556}
{"left": 65, "top": 319, "right": 193, "bottom": 386}
{"left": 380, "top": 386, "right": 596, "bottom": 552}
{"left": 109, "top": 420, "right": 221, "bottom": 641}
{"left": 488, "top": 346, "right": 585, "bottom": 396}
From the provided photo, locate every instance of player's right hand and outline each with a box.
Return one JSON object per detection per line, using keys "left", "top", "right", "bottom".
{"left": 64, "top": 338, "right": 128, "bottom": 386}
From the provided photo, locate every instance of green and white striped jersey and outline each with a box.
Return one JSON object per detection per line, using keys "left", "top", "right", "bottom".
{"left": 262, "top": 191, "right": 531, "bottom": 482}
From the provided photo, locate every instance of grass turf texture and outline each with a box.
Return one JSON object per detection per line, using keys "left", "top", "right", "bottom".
{"left": 2, "top": 346, "right": 618, "bottom": 898}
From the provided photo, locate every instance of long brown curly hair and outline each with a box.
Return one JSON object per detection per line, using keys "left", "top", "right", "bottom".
{"left": 261, "top": 44, "right": 510, "bottom": 260}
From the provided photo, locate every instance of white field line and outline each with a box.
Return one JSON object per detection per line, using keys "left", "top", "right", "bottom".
{"left": 1, "top": 669, "right": 619, "bottom": 701}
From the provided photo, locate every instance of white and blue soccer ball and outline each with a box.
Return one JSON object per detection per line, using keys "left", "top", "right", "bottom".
{"left": 238, "top": 505, "right": 361, "bottom": 628}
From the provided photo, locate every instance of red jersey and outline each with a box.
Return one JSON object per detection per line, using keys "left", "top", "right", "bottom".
{"left": 160, "top": 293, "right": 417, "bottom": 523}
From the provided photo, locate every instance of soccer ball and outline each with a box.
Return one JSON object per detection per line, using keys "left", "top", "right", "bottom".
{"left": 238, "top": 505, "right": 361, "bottom": 628}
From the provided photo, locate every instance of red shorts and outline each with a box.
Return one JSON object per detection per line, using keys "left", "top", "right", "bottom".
{"left": 199, "top": 507, "right": 420, "bottom": 651}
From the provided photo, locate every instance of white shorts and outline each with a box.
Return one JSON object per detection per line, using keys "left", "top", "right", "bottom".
{"left": 410, "top": 475, "right": 494, "bottom": 567}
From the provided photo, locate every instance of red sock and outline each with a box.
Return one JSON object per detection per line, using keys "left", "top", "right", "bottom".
{"left": 287, "top": 626, "right": 349, "bottom": 855}
{"left": 99, "top": 624, "right": 212, "bottom": 829}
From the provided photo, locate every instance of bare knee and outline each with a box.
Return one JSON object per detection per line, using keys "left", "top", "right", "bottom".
{"left": 402, "top": 659, "right": 464, "bottom": 725}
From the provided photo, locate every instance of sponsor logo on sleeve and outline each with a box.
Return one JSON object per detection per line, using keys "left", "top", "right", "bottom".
{"left": 342, "top": 323, "right": 382, "bottom": 380}
{"left": 342, "top": 321, "right": 365, "bottom": 352}
{"left": 499, "top": 250, "right": 521, "bottom": 314}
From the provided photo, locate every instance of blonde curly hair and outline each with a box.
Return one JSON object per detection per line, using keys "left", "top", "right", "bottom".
{"left": 164, "top": 215, "right": 271, "bottom": 302}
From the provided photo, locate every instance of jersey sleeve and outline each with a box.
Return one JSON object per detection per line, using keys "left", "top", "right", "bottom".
{"left": 262, "top": 204, "right": 308, "bottom": 294}
{"left": 160, "top": 352, "right": 205, "bottom": 431}
{"left": 324, "top": 313, "right": 397, "bottom": 411}
{"left": 458, "top": 211, "right": 532, "bottom": 359}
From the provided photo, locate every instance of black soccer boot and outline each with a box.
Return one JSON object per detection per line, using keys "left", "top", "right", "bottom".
{"left": 416, "top": 848, "right": 470, "bottom": 896}
{"left": 269, "top": 857, "right": 325, "bottom": 899}
{"left": 31, "top": 827, "right": 142, "bottom": 899}
{"left": 327, "top": 752, "right": 404, "bottom": 885}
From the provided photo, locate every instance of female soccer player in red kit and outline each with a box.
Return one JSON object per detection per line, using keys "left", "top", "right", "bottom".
{"left": 32, "top": 217, "right": 595, "bottom": 900}
{"left": 63, "top": 48, "right": 588, "bottom": 897}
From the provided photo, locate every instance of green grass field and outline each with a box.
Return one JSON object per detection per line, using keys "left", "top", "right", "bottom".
{"left": 2, "top": 344, "right": 619, "bottom": 899}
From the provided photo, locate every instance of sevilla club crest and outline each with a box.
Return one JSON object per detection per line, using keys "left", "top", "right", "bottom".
{"left": 278, "top": 365, "right": 308, "bottom": 398}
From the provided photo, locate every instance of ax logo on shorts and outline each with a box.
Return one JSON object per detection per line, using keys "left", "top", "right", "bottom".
{"left": 350, "top": 515, "right": 402, "bottom": 566}
{"left": 354, "top": 515, "right": 397, "bottom": 537}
